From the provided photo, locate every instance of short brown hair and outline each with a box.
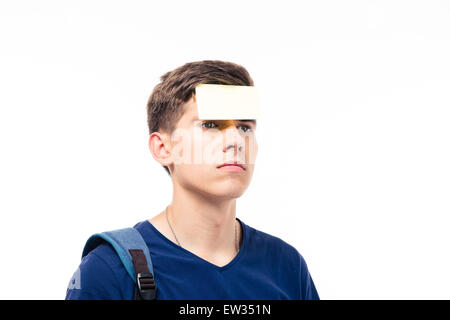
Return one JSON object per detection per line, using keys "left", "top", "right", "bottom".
{"left": 146, "top": 60, "right": 255, "bottom": 176}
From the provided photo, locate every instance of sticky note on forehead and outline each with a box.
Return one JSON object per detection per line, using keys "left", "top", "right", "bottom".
{"left": 194, "top": 84, "right": 261, "bottom": 120}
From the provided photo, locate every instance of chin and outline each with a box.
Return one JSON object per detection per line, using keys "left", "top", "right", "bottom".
{"left": 211, "top": 191, "right": 246, "bottom": 201}
{"left": 192, "top": 180, "right": 246, "bottom": 200}
{"left": 213, "top": 184, "right": 249, "bottom": 200}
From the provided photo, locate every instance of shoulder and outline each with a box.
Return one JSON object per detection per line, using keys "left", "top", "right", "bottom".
{"left": 87, "top": 242, "right": 127, "bottom": 274}
{"left": 246, "top": 223, "right": 301, "bottom": 262}
{"left": 245, "top": 223, "right": 319, "bottom": 300}
{"left": 245, "top": 223, "right": 318, "bottom": 290}
{"left": 65, "top": 243, "right": 134, "bottom": 300}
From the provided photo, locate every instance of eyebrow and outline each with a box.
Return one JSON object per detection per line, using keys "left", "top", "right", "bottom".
{"left": 238, "top": 119, "right": 257, "bottom": 128}
{"left": 239, "top": 119, "right": 257, "bottom": 126}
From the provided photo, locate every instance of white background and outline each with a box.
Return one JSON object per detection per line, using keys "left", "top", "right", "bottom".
{"left": 0, "top": 0, "right": 449, "bottom": 299}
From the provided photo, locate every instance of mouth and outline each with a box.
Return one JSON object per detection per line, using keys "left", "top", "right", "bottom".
{"left": 217, "top": 162, "right": 246, "bottom": 171}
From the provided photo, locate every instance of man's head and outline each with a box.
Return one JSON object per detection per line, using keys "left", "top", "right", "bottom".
{"left": 147, "top": 60, "right": 258, "bottom": 201}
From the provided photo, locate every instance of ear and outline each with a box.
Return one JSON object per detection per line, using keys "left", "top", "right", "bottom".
{"left": 148, "top": 132, "right": 173, "bottom": 168}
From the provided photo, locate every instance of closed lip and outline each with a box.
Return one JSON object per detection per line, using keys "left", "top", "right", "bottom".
{"left": 217, "top": 162, "right": 246, "bottom": 170}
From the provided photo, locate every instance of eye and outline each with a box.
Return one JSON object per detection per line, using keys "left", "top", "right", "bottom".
{"left": 201, "top": 121, "right": 218, "bottom": 129}
{"left": 238, "top": 124, "right": 253, "bottom": 133}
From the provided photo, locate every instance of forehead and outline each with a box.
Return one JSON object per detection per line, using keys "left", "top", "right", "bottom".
{"left": 174, "top": 96, "right": 198, "bottom": 127}
{"left": 182, "top": 96, "right": 199, "bottom": 120}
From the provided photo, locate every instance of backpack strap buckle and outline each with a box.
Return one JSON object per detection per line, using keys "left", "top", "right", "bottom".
{"left": 136, "top": 272, "right": 156, "bottom": 300}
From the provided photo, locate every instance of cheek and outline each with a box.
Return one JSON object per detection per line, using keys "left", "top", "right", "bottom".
{"left": 197, "top": 134, "right": 223, "bottom": 165}
{"left": 245, "top": 135, "right": 258, "bottom": 163}
{"left": 176, "top": 163, "right": 210, "bottom": 186}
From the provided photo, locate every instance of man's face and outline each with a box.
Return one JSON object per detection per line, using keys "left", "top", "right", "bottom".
{"left": 165, "top": 95, "right": 258, "bottom": 200}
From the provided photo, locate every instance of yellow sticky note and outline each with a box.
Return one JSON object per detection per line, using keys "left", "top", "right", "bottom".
{"left": 194, "top": 84, "right": 261, "bottom": 120}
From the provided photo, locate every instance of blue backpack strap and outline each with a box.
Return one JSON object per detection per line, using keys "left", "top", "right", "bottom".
{"left": 82, "top": 227, "right": 157, "bottom": 300}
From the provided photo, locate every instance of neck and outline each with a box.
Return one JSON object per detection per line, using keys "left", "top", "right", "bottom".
{"left": 167, "top": 182, "right": 239, "bottom": 257}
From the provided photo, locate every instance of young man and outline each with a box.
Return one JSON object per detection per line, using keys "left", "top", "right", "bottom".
{"left": 66, "top": 60, "right": 319, "bottom": 300}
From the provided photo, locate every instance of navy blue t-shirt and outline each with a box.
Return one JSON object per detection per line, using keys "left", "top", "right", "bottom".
{"left": 66, "top": 218, "right": 319, "bottom": 300}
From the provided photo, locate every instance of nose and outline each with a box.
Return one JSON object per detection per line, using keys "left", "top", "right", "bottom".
{"left": 222, "top": 125, "right": 244, "bottom": 153}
